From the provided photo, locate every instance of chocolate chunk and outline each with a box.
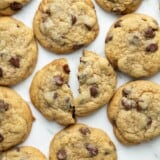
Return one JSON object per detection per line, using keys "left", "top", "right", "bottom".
{"left": 79, "top": 127, "right": 91, "bottom": 135}
{"left": 146, "top": 43, "right": 158, "bottom": 53}
{"left": 85, "top": 24, "right": 92, "bottom": 31}
{"left": 57, "top": 149, "right": 67, "bottom": 160}
{"left": 86, "top": 144, "right": 98, "bottom": 157}
{"left": 121, "top": 97, "right": 137, "bottom": 110}
{"left": 9, "top": 57, "right": 20, "bottom": 68}
{"left": 10, "top": 2, "right": 23, "bottom": 11}
{"left": 122, "top": 88, "right": 131, "bottom": 97}
{"left": 0, "top": 134, "right": 4, "bottom": 142}
{"left": 114, "top": 20, "right": 122, "bottom": 28}
{"left": 0, "top": 68, "right": 3, "bottom": 77}
{"left": 73, "top": 44, "right": 84, "bottom": 50}
{"left": 0, "top": 100, "right": 9, "bottom": 112}
{"left": 144, "top": 27, "right": 156, "bottom": 38}
{"left": 54, "top": 76, "right": 64, "bottom": 86}
{"left": 105, "top": 35, "right": 113, "bottom": 43}
{"left": 90, "top": 86, "right": 98, "bottom": 97}
{"left": 63, "top": 64, "right": 70, "bottom": 74}
{"left": 71, "top": 15, "right": 77, "bottom": 25}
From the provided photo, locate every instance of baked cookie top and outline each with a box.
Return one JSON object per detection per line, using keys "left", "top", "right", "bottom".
{"left": 105, "top": 13, "right": 160, "bottom": 78}
{"left": 75, "top": 50, "right": 117, "bottom": 116}
{"left": 0, "top": 0, "right": 31, "bottom": 15}
{"left": 0, "top": 17, "right": 37, "bottom": 86}
{"left": 0, "top": 87, "right": 33, "bottom": 151}
{"left": 33, "top": 0, "right": 99, "bottom": 54}
{"left": 30, "top": 58, "right": 76, "bottom": 126}
{"left": 108, "top": 80, "right": 160, "bottom": 145}
{"left": 95, "top": 0, "right": 142, "bottom": 14}
{"left": 0, "top": 146, "right": 47, "bottom": 160}
{"left": 49, "top": 123, "right": 117, "bottom": 160}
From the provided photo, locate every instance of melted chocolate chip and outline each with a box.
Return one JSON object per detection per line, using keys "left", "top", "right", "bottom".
{"left": 114, "top": 20, "right": 122, "bottom": 28}
{"left": 0, "top": 100, "right": 9, "bottom": 112}
{"left": 90, "top": 86, "right": 98, "bottom": 97}
{"left": 0, "top": 68, "right": 3, "bottom": 77}
{"left": 121, "top": 97, "right": 137, "bottom": 110}
{"left": 54, "top": 76, "right": 64, "bottom": 86}
{"left": 105, "top": 35, "right": 113, "bottom": 43}
{"left": 86, "top": 144, "right": 98, "bottom": 157}
{"left": 0, "top": 134, "right": 4, "bottom": 143}
{"left": 57, "top": 149, "right": 67, "bottom": 160}
{"left": 45, "top": 10, "right": 51, "bottom": 16}
{"left": 144, "top": 27, "right": 156, "bottom": 38}
{"left": 146, "top": 43, "right": 158, "bottom": 53}
{"left": 10, "top": 2, "right": 23, "bottom": 10}
{"left": 9, "top": 57, "right": 20, "bottom": 68}
{"left": 122, "top": 88, "right": 131, "bottom": 97}
{"left": 73, "top": 44, "right": 84, "bottom": 50}
{"left": 85, "top": 24, "right": 92, "bottom": 31}
{"left": 63, "top": 64, "right": 70, "bottom": 74}
{"left": 79, "top": 127, "right": 91, "bottom": 135}
{"left": 71, "top": 15, "right": 77, "bottom": 25}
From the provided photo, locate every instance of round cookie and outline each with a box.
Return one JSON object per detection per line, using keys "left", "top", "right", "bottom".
{"left": 30, "top": 58, "right": 76, "bottom": 126}
{"left": 49, "top": 123, "right": 117, "bottom": 160}
{"left": 108, "top": 80, "right": 160, "bottom": 145}
{"left": 0, "top": 0, "right": 31, "bottom": 16}
{"left": 0, "top": 87, "right": 33, "bottom": 151}
{"left": 95, "top": 0, "right": 142, "bottom": 14}
{"left": 33, "top": 0, "right": 99, "bottom": 54}
{"left": 105, "top": 14, "right": 160, "bottom": 78}
{"left": 75, "top": 50, "right": 117, "bottom": 116}
{"left": 0, "top": 146, "right": 47, "bottom": 160}
{"left": 0, "top": 17, "right": 37, "bottom": 86}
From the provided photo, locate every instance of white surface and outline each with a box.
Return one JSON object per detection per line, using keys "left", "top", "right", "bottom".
{"left": 11, "top": 0, "right": 160, "bottom": 159}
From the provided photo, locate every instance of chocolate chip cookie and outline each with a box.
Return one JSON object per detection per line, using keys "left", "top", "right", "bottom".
{"left": 95, "top": 0, "right": 142, "bottom": 14}
{"left": 108, "top": 80, "right": 160, "bottom": 145}
{"left": 0, "top": 87, "right": 33, "bottom": 151}
{"left": 30, "top": 58, "right": 76, "bottom": 126}
{"left": 0, "top": 0, "right": 31, "bottom": 16}
{"left": 75, "top": 50, "right": 117, "bottom": 116}
{"left": 0, "top": 146, "right": 47, "bottom": 160}
{"left": 0, "top": 17, "right": 37, "bottom": 86}
{"left": 105, "top": 13, "right": 160, "bottom": 78}
{"left": 49, "top": 123, "right": 117, "bottom": 160}
{"left": 33, "top": 0, "right": 99, "bottom": 54}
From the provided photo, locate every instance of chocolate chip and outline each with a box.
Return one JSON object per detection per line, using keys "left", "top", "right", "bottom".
{"left": 45, "top": 10, "right": 51, "bottom": 16}
{"left": 85, "top": 24, "right": 92, "bottom": 31}
{"left": 72, "top": 106, "right": 76, "bottom": 119}
{"left": 10, "top": 2, "right": 23, "bottom": 11}
{"left": 0, "top": 68, "right": 3, "bottom": 77}
{"left": 71, "top": 15, "right": 77, "bottom": 25}
{"left": 73, "top": 44, "right": 84, "bottom": 50}
{"left": 0, "top": 100, "right": 9, "bottom": 112}
{"left": 79, "top": 127, "right": 91, "bottom": 135}
{"left": 0, "top": 134, "right": 4, "bottom": 142}
{"left": 146, "top": 43, "right": 158, "bottom": 53}
{"left": 122, "top": 88, "right": 131, "bottom": 97}
{"left": 144, "top": 27, "right": 156, "bottom": 38}
{"left": 63, "top": 64, "right": 70, "bottom": 74}
{"left": 53, "top": 92, "right": 58, "bottom": 99}
{"left": 90, "top": 86, "right": 98, "bottom": 97}
{"left": 57, "top": 149, "right": 67, "bottom": 160}
{"left": 114, "top": 20, "right": 122, "bottom": 28}
{"left": 15, "top": 147, "right": 20, "bottom": 152}
{"left": 54, "top": 76, "right": 64, "bottom": 86}
{"left": 105, "top": 35, "right": 113, "bottom": 43}
{"left": 86, "top": 144, "right": 98, "bottom": 157}
{"left": 9, "top": 57, "right": 20, "bottom": 68}
{"left": 104, "top": 151, "right": 110, "bottom": 155}
{"left": 121, "top": 97, "right": 137, "bottom": 110}
{"left": 147, "top": 117, "right": 152, "bottom": 126}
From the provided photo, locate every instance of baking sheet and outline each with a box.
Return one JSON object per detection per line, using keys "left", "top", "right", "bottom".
{"left": 13, "top": 0, "right": 160, "bottom": 159}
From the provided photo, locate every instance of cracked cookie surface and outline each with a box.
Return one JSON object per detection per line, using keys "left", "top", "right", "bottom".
{"left": 0, "top": 0, "right": 31, "bottom": 15}
{"left": 105, "top": 14, "right": 160, "bottom": 78}
{"left": 75, "top": 50, "right": 117, "bottom": 116}
{"left": 95, "top": 0, "right": 142, "bottom": 14}
{"left": 0, "top": 146, "right": 47, "bottom": 160}
{"left": 0, "top": 17, "right": 37, "bottom": 86}
{"left": 0, "top": 87, "right": 33, "bottom": 152}
{"left": 30, "top": 58, "right": 76, "bottom": 126}
{"left": 33, "top": 0, "right": 99, "bottom": 54}
{"left": 49, "top": 123, "right": 117, "bottom": 160}
{"left": 108, "top": 80, "right": 160, "bottom": 145}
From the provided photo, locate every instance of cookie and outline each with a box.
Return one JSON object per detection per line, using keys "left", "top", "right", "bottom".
{"left": 0, "top": 17, "right": 37, "bottom": 86}
{"left": 108, "top": 80, "right": 160, "bottom": 145}
{"left": 75, "top": 50, "right": 117, "bottom": 116}
{"left": 49, "top": 123, "right": 117, "bottom": 160}
{"left": 0, "top": 146, "right": 47, "bottom": 160}
{"left": 95, "top": 0, "right": 142, "bottom": 14}
{"left": 0, "top": 87, "right": 33, "bottom": 151}
{"left": 105, "top": 14, "right": 160, "bottom": 78}
{"left": 33, "top": 0, "right": 99, "bottom": 54}
{"left": 0, "top": 0, "right": 31, "bottom": 16}
{"left": 30, "top": 58, "right": 76, "bottom": 126}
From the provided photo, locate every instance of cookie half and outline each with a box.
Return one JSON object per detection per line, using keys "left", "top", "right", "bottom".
{"left": 33, "top": 0, "right": 99, "bottom": 54}
{"left": 0, "top": 87, "right": 33, "bottom": 151}
{"left": 49, "top": 123, "right": 117, "bottom": 160}
{"left": 105, "top": 13, "right": 160, "bottom": 78}
{"left": 0, "top": 146, "right": 46, "bottom": 160}
{"left": 30, "top": 58, "right": 76, "bottom": 126}
{"left": 0, "top": 17, "right": 37, "bottom": 86}
{"left": 0, "top": 0, "right": 31, "bottom": 16}
{"left": 75, "top": 50, "right": 117, "bottom": 116}
{"left": 108, "top": 80, "right": 160, "bottom": 145}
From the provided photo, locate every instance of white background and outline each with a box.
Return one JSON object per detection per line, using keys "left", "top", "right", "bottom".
{"left": 12, "top": 0, "right": 160, "bottom": 159}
